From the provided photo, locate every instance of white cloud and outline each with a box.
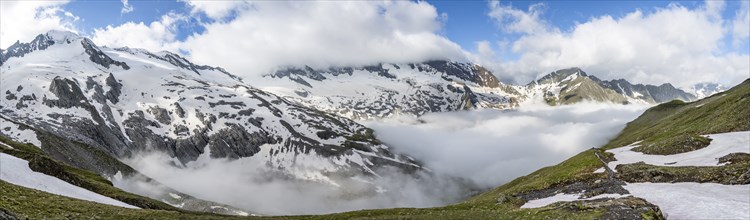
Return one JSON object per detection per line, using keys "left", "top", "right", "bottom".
{"left": 488, "top": 1, "right": 548, "bottom": 34}
{"left": 92, "top": 13, "right": 185, "bottom": 52}
{"left": 120, "top": 0, "right": 134, "bottom": 14}
{"left": 179, "top": 1, "right": 465, "bottom": 79}
{"left": 0, "top": 1, "right": 79, "bottom": 48}
{"left": 732, "top": 1, "right": 750, "bottom": 46}
{"left": 122, "top": 148, "right": 470, "bottom": 215}
{"left": 481, "top": 1, "right": 750, "bottom": 89}
{"left": 181, "top": 0, "right": 251, "bottom": 20}
{"left": 475, "top": 40, "right": 495, "bottom": 58}
{"left": 487, "top": 1, "right": 548, "bottom": 34}
{"left": 703, "top": 0, "right": 726, "bottom": 20}
{"left": 364, "top": 103, "right": 647, "bottom": 188}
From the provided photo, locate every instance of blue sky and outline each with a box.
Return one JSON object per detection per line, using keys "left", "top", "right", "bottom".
{"left": 64, "top": 0, "right": 200, "bottom": 41}
{"left": 430, "top": 0, "right": 748, "bottom": 55}
{"left": 59, "top": 0, "right": 748, "bottom": 54}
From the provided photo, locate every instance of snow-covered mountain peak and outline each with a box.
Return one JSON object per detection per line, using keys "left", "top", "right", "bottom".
{"left": 530, "top": 67, "right": 588, "bottom": 86}
{"left": 4, "top": 30, "right": 81, "bottom": 54}
{"left": 111, "top": 46, "right": 242, "bottom": 85}
{"left": 1, "top": 30, "right": 131, "bottom": 71}
{"left": 1, "top": 32, "right": 421, "bottom": 191}
{"left": 692, "top": 82, "right": 726, "bottom": 99}
{"left": 44, "top": 30, "right": 83, "bottom": 43}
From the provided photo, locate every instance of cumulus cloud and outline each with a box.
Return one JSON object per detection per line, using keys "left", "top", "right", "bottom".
{"left": 120, "top": 0, "right": 134, "bottom": 14}
{"left": 475, "top": 40, "right": 496, "bottom": 58}
{"left": 480, "top": 0, "right": 750, "bottom": 89}
{"left": 181, "top": 0, "right": 251, "bottom": 21}
{"left": 363, "top": 103, "right": 647, "bottom": 187}
{"left": 178, "top": 1, "right": 465, "bottom": 79}
{"left": 0, "top": 1, "right": 79, "bottom": 48}
{"left": 92, "top": 13, "right": 185, "bottom": 52}
{"left": 487, "top": 1, "right": 548, "bottom": 34}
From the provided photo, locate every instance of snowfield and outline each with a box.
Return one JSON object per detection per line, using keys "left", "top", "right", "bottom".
{"left": 521, "top": 131, "right": 750, "bottom": 220}
{"left": 607, "top": 131, "right": 750, "bottom": 171}
{"left": 625, "top": 183, "right": 750, "bottom": 219}
{"left": 0, "top": 153, "right": 139, "bottom": 209}
{"left": 521, "top": 182, "right": 750, "bottom": 219}
{"left": 609, "top": 131, "right": 750, "bottom": 219}
{"left": 0, "top": 117, "right": 42, "bottom": 147}
{"left": 521, "top": 193, "right": 627, "bottom": 208}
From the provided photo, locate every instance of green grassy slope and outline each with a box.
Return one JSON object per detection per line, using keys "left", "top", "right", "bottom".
{"left": 0, "top": 136, "right": 179, "bottom": 210}
{"left": 0, "top": 180, "right": 260, "bottom": 220}
{"left": 602, "top": 79, "right": 750, "bottom": 154}
{"left": 461, "top": 150, "right": 605, "bottom": 206}
{"left": 307, "top": 149, "right": 662, "bottom": 219}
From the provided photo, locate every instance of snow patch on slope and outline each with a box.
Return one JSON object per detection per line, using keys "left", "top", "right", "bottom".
{"left": 0, "top": 117, "right": 41, "bottom": 147}
{"left": 607, "top": 131, "right": 750, "bottom": 171}
{"left": 0, "top": 153, "right": 139, "bottom": 209}
{"left": 521, "top": 193, "right": 627, "bottom": 209}
{"left": 625, "top": 182, "right": 750, "bottom": 219}
{"left": 595, "top": 131, "right": 750, "bottom": 219}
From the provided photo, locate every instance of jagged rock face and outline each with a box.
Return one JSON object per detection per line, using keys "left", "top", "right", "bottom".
{"left": 523, "top": 67, "right": 695, "bottom": 105}
{"left": 594, "top": 78, "right": 696, "bottom": 103}
{"left": 262, "top": 61, "right": 521, "bottom": 120}
{"left": 0, "top": 31, "right": 420, "bottom": 184}
{"left": 521, "top": 68, "right": 626, "bottom": 105}
{"left": 419, "top": 61, "right": 501, "bottom": 88}
{"left": 0, "top": 31, "right": 63, "bottom": 65}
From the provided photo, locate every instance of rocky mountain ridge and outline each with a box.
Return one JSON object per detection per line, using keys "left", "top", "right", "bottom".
{"left": 523, "top": 67, "right": 696, "bottom": 105}
{"left": 261, "top": 60, "right": 522, "bottom": 120}
{"left": 261, "top": 64, "right": 698, "bottom": 120}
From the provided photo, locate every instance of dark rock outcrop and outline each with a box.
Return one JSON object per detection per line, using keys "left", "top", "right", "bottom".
{"left": 104, "top": 73, "right": 122, "bottom": 104}
{"left": 81, "top": 39, "right": 129, "bottom": 70}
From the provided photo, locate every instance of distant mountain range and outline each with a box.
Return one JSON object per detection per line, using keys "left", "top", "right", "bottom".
{"left": 523, "top": 67, "right": 696, "bottom": 105}
{"left": 261, "top": 64, "right": 699, "bottom": 119}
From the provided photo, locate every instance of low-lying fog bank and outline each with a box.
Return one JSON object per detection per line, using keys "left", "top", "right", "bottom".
{"left": 361, "top": 102, "right": 648, "bottom": 188}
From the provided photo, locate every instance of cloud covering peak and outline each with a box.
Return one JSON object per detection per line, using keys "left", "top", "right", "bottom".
{"left": 92, "top": 1, "right": 466, "bottom": 78}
